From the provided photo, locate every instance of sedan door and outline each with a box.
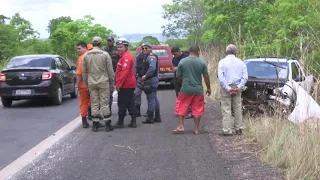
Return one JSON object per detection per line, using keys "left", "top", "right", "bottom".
{"left": 59, "top": 57, "right": 74, "bottom": 94}
{"left": 54, "top": 57, "right": 68, "bottom": 94}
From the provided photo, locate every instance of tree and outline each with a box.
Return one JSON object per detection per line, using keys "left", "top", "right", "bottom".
{"left": 0, "top": 23, "right": 19, "bottom": 60}
{"left": 47, "top": 16, "right": 72, "bottom": 37}
{"left": 50, "top": 15, "right": 116, "bottom": 60}
{"left": 139, "top": 36, "right": 160, "bottom": 45}
{"left": 0, "top": 15, "right": 10, "bottom": 24}
{"left": 161, "top": 0, "right": 205, "bottom": 44}
{"left": 10, "top": 13, "right": 39, "bottom": 41}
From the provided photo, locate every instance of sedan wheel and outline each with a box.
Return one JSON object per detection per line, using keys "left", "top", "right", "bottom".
{"left": 52, "top": 87, "right": 63, "bottom": 105}
{"left": 70, "top": 83, "right": 78, "bottom": 98}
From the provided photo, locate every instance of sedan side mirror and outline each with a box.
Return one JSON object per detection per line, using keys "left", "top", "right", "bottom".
{"left": 70, "top": 66, "right": 76, "bottom": 71}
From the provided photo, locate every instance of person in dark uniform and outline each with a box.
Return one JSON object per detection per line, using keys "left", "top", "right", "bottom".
{"left": 102, "top": 36, "right": 120, "bottom": 113}
{"left": 171, "top": 47, "right": 193, "bottom": 119}
{"left": 134, "top": 42, "right": 161, "bottom": 124}
{"left": 113, "top": 38, "right": 137, "bottom": 128}
{"left": 134, "top": 49, "right": 159, "bottom": 118}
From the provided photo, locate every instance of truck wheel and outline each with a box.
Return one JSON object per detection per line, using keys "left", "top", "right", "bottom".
{"left": 1, "top": 97, "right": 13, "bottom": 107}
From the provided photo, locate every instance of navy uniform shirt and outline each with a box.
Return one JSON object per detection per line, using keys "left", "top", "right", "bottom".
{"left": 172, "top": 51, "right": 189, "bottom": 77}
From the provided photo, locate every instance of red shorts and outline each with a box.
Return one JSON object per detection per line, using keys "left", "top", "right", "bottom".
{"left": 175, "top": 92, "right": 205, "bottom": 116}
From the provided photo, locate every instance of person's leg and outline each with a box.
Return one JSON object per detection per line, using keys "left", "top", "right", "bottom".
{"left": 134, "top": 77, "right": 143, "bottom": 117}
{"left": 232, "top": 92, "right": 243, "bottom": 135}
{"left": 109, "top": 90, "right": 113, "bottom": 114}
{"left": 190, "top": 94, "right": 205, "bottom": 134}
{"left": 153, "top": 90, "right": 161, "bottom": 123}
{"left": 114, "top": 88, "right": 126, "bottom": 128}
{"left": 128, "top": 88, "right": 137, "bottom": 128}
{"left": 220, "top": 88, "right": 233, "bottom": 135}
{"left": 79, "top": 88, "right": 90, "bottom": 128}
{"left": 173, "top": 92, "right": 192, "bottom": 132}
{"left": 142, "top": 91, "right": 155, "bottom": 124}
{"left": 89, "top": 87, "right": 100, "bottom": 132}
{"left": 99, "top": 87, "right": 113, "bottom": 132}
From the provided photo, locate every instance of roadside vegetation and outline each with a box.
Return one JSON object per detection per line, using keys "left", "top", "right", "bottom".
{"left": 161, "top": 0, "right": 320, "bottom": 179}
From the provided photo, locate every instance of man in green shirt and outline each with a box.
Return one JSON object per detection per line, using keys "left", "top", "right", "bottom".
{"left": 172, "top": 45, "right": 211, "bottom": 134}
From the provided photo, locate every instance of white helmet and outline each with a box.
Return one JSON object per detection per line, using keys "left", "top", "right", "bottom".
{"left": 116, "top": 38, "right": 129, "bottom": 45}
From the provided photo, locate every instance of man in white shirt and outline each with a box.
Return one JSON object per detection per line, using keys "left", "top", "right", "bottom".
{"left": 217, "top": 44, "right": 248, "bottom": 136}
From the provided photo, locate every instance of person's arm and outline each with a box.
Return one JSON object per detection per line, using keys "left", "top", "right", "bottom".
{"left": 105, "top": 53, "right": 115, "bottom": 87}
{"left": 217, "top": 61, "right": 232, "bottom": 92}
{"left": 237, "top": 63, "right": 248, "bottom": 90}
{"left": 144, "top": 55, "right": 157, "bottom": 78}
{"left": 116, "top": 57, "right": 132, "bottom": 88}
{"left": 82, "top": 55, "right": 88, "bottom": 88}
{"left": 202, "top": 62, "right": 211, "bottom": 95}
{"left": 76, "top": 58, "right": 82, "bottom": 88}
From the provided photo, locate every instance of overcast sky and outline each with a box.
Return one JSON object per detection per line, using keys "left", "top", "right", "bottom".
{"left": 0, "top": 0, "right": 172, "bottom": 38}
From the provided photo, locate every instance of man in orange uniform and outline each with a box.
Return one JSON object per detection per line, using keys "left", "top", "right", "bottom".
{"left": 113, "top": 38, "right": 137, "bottom": 128}
{"left": 87, "top": 44, "right": 93, "bottom": 50}
{"left": 76, "top": 42, "right": 91, "bottom": 128}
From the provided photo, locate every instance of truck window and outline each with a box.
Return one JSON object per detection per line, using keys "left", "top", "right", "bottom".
{"left": 291, "top": 62, "right": 300, "bottom": 80}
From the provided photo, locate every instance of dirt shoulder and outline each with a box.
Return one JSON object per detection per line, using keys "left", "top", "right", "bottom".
{"left": 203, "top": 97, "right": 285, "bottom": 180}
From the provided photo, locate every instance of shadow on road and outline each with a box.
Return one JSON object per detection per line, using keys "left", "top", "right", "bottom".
{"left": 6, "top": 96, "right": 75, "bottom": 109}
{"left": 157, "top": 83, "right": 174, "bottom": 91}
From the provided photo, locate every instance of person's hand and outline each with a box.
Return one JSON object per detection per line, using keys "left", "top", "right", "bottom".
{"left": 206, "top": 89, "right": 211, "bottom": 96}
{"left": 116, "top": 86, "right": 120, "bottom": 92}
{"left": 142, "top": 75, "right": 147, "bottom": 81}
{"left": 229, "top": 88, "right": 239, "bottom": 96}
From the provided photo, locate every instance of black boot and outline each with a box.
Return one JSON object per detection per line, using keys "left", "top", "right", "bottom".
{"left": 87, "top": 106, "right": 92, "bottom": 121}
{"left": 105, "top": 120, "right": 114, "bottom": 132}
{"left": 82, "top": 116, "right": 89, "bottom": 128}
{"left": 142, "top": 111, "right": 154, "bottom": 124}
{"left": 128, "top": 115, "right": 137, "bottom": 128}
{"left": 136, "top": 105, "right": 141, "bottom": 117}
{"left": 153, "top": 110, "right": 161, "bottom": 123}
{"left": 92, "top": 121, "right": 99, "bottom": 132}
{"left": 113, "top": 116, "right": 125, "bottom": 128}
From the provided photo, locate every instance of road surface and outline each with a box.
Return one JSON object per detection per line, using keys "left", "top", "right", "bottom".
{"left": 0, "top": 85, "right": 284, "bottom": 180}
{"left": 0, "top": 85, "right": 236, "bottom": 180}
{"left": 0, "top": 97, "right": 80, "bottom": 170}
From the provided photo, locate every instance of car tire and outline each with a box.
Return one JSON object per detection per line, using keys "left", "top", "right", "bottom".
{"left": 52, "top": 86, "right": 63, "bottom": 105}
{"left": 70, "top": 83, "right": 78, "bottom": 98}
{"left": 1, "top": 97, "right": 13, "bottom": 107}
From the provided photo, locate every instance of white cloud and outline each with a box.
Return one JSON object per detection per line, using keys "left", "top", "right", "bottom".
{"left": 0, "top": 0, "right": 172, "bottom": 38}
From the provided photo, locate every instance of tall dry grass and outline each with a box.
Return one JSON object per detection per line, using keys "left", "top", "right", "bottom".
{"left": 201, "top": 44, "right": 320, "bottom": 179}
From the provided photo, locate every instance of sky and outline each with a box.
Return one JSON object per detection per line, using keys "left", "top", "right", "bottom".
{"left": 0, "top": 0, "right": 172, "bottom": 38}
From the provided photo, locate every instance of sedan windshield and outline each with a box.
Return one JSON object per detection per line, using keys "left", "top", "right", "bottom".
{"left": 244, "top": 61, "right": 288, "bottom": 79}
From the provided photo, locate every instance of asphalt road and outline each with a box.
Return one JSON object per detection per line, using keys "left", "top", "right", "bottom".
{"left": 6, "top": 85, "right": 234, "bottom": 180}
{"left": 0, "top": 96, "right": 81, "bottom": 170}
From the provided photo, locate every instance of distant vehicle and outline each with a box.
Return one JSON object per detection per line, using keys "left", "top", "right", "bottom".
{"left": 242, "top": 57, "right": 315, "bottom": 115}
{"left": 0, "top": 54, "right": 78, "bottom": 107}
{"left": 135, "top": 45, "right": 174, "bottom": 86}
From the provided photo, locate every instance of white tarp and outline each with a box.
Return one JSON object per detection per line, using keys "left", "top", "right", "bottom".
{"left": 281, "top": 80, "right": 320, "bottom": 123}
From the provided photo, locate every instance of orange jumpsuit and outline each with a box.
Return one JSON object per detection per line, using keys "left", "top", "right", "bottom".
{"left": 77, "top": 51, "right": 91, "bottom": 117}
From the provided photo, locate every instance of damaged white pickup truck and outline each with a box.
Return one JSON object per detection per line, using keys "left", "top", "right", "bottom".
{"left": 242, "top": 57, "right": 318, "bottom": 123}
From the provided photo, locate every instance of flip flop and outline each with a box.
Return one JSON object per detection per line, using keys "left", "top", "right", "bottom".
{"left": 172, "top": 128, "right": 184, "bottom": 134}
{"left": 194, "top": 132, "right": 200, "bottom": 135}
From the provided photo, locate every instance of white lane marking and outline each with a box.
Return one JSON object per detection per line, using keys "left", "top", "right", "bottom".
{"left": 0, "top": 116, "right": 82, "bottom": 180}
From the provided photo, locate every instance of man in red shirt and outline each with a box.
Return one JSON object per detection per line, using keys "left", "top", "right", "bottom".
{"left": 113, "top": 38, "right": 138, "bottom": 128}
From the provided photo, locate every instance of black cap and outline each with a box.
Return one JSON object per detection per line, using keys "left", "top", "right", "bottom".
{"left": 107, "top": 36, "right": 114, "bottom": 41}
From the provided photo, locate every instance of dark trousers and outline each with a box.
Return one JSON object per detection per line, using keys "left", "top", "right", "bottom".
{"left": 118, "top": 88, "right": 136, "bottom": 117}
{"left": 173, "top": 77, "right": 181, "bottom": 97}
